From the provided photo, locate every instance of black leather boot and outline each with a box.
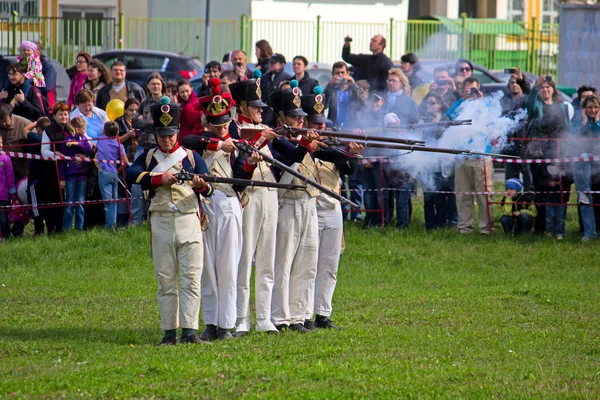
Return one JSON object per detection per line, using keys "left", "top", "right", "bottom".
{"left": 199, "top": 324, "right": 218, "bottom": 341}
{"left": 315, "top": 315, "right": 342, "bottom": 330}
{"left": 217, "top": 328, "right": 233, "bottom": 340}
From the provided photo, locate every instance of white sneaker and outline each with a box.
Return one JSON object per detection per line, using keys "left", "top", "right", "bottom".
{"left": 256, "top": 319, "right": 278, "bottom": 332}
{"left": 235, "top": 318, "right": 251, "bottom": 334}
{"left": 578, "top": 193, "right": 590, "bottom": 205}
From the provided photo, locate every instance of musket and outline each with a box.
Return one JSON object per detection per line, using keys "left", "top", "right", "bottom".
{"left": 239, "top": 126, "right": 426, "bottom": 146}
{"left": 318, "top": 137, "right": 520, "bottom": 159}
{"left": 187, "top": 135, "right": 361, "bottom": 208}
{"left": 234, "top": 141, "right": 361, "bottom": 209}
{"left": 173, "top": 170, "right": 307, "bottom": 191}
{"left": 378, "top": 119, "right": 473, "bottom": 131}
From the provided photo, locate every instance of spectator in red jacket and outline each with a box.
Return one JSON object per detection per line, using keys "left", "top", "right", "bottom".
{"left": 176, "top": 79, "right": 202, "bottom": 144}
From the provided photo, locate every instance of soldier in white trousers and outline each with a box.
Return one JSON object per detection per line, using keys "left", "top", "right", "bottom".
{"left": 269, "top": 83, "right": 340, "bottom": 333}
{"left": 183, "top": 80, "right": 261, "bottom": 341}
{"left": 299, "top": 89, "right": 363, "bottom": 330}
{"left": 126, "top": 98, "right": 214, "bottom": 345}
{"left": 229, "top": 76, "right": 290, "bottom": 335}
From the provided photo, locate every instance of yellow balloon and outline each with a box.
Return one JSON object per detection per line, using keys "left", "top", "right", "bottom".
{"left": 106, "top": 99, "right": 125, "bottom": 121}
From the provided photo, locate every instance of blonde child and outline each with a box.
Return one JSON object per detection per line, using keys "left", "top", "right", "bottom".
{"left": 60, "top": 117, "right": 93, "bottom": 231}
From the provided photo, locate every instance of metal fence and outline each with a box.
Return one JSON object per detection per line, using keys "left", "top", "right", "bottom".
{"left": 0, "top": 11, "right": 559, "bottom": 77}
{"left": 0, "top": 12, "right": 116, "bottom": 66}
{"left": 126, "top": 17, "right": 237, "bottom": 62}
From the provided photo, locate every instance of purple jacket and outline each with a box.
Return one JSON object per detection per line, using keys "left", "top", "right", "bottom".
{"left": 0, "top": 154, "right": 16, "bottom": 201}
{"left": 58, "top": 133, "right": 94, "bottom": 182}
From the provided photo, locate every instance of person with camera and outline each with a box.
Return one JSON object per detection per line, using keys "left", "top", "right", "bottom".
{"left": 427, "top": 66, "right": 458, "bottom": 106}
{"left": 323, "top": 62, "right": 362, "bottom": 128}
{"left": 230, "top": 50, "right": 251, "bottom": 81}
{"left": 447, "top": 77, "right": 494, "bottom": 235}
{"left": 197, "top": 61, "right": 222, "bottom": 98}
{"left": 526, "top": 74, "right": 572, "bottom": 235}
{"left": 342, "top": 35, "right": 393, "bottom": 93}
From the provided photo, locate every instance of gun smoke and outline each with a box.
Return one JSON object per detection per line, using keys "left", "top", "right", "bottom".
{"left": 361, "top": 91, "right": 526, "bottom": 189}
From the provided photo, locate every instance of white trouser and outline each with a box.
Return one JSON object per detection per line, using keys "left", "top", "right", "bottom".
{"left": 202, "top": 190, "right": 243, "bottom": 329}
{"left": 236, "top": 188, "right": 278, "bottom": 332}
{"left": 272, "top": 194, "right": 318, "bottom": 326}
{"left": 307, "top": 199, "right": 343, "bottom": 319}
{"left": 150, "top": 212, "right": 203, "bottom": 331}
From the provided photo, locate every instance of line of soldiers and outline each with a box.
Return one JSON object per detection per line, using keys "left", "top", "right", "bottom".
{"left": 126, "top": 73, "right": 363, "bottom": 345}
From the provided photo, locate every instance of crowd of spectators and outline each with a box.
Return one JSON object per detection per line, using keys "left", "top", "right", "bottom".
{"left": 0, "top": 36, "right": 598, "bottom": 242}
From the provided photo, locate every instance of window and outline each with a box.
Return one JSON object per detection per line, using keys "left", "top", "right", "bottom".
{"left": 0, "top": 0, "right": 38, "bottom": 17}
{"left": 542, "top": 0, "right": 559, "bottom": 25}
{"left": 61, "top": 8, "right": 109, "bottom": 47}
{"left": 472, "top": 68, "right": 497, "bottom": 84}
{"left": 507, "top": 0, "right": 524, "bottom": 23}
{"left": 122, "top": 55, "right": 166, "bottom": 71}
{"left": 96, "top": 55, "right": 119, "bottom": 68}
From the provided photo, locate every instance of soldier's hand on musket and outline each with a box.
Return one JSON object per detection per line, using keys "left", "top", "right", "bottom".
{"left": 302, "top": 130, "right": 319, "bottom": 142}
{"left": 309, "top": 140, "right": 327, "bottom": 152}
{"left": 192, "top": 175, "right": 206, "bottom": 188}
{"left": 352, "top": 129, "right": 365, "bottom": 135}
{"left": 348, "top": 142, "right": 364, "bottom": 154}
{"left": 221, "top": 137, "right": 238, "bottom": 153}
{"left": 261, "top": 128, "right": 281, "bottom": 142}
{"left": 160, "top": 172, "right": 178, "bottom": 186}
{"left": 248, "top": 151, "right": 262, "bottom": 164}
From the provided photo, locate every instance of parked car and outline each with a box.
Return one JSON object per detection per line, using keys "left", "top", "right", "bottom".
{"left": 66, "top": 49, "right": 203, "bottom": 88}
{"left": 0, "top": 55, "right": 70, "bottom": 102}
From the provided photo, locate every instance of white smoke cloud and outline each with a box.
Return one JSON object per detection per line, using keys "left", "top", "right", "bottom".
{"left": 364, "top": 91, "right": 526, "bottom": 189}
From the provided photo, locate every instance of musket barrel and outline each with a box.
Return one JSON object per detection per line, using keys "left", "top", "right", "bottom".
{"left": 176, "top": 172, "right": 307, "bottom": 190}
{"left": 272, "top": 126, "right": 426, "bottom": 146}
{"left": 322, "top": 137, "right": 520, "bottom": 159}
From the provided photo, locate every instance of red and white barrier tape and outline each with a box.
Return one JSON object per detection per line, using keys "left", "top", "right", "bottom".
{"left": 0, "top": 150, "right": 129, "bottom": 165}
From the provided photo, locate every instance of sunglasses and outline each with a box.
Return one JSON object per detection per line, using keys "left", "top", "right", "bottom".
{"left": 427, "top": 101, "right": 439, "bottom": 106}
{"left": 459, "top": 67, "right": 472, "bottom": 72}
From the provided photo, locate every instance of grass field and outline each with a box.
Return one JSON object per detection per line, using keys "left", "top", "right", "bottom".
{"left": 1, "top": 205, "right": 600, "bottom": 398}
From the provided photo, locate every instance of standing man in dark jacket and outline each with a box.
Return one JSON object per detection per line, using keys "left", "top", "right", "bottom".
{"left": 342, "top": 34, "right": 393, "bottom": 93}
{"left": 95, "top": 61, "right": 146, "bottom": 110}
{"left": 260, "top": 53, "right": 293, "bottom": 126}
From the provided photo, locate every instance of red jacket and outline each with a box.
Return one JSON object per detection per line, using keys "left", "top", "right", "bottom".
{"left": 178, "top": 91, "right": 203, "bottom": 144}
